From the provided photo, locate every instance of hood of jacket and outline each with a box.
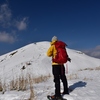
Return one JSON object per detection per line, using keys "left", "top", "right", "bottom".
{"left": 50, "top": 40, "right": 57, "bottom": 45}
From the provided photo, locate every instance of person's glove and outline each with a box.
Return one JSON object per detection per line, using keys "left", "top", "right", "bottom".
{"left": 68, "top": 57, "right": 71, "bottom": 62}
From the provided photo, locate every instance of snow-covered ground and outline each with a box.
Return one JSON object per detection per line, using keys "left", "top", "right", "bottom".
{"left": 0, "top": 41, "right": 100, "bottom": 100}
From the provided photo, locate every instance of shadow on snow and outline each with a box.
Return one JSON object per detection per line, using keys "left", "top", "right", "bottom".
{"left": 69, "top": 81, "right": 87, "bottom": 92}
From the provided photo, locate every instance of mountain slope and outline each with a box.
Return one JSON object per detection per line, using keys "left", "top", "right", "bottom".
{"left": 0, "top": 41, "right": 100, "bottom": 83}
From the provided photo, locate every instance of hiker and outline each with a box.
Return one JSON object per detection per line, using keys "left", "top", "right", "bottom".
{"left": 47, "top": 36, "right": 71, "bottom": 100}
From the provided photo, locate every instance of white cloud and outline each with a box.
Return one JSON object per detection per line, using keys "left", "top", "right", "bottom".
{"left": 0, "top": 4, "right": 12, "bottom": 27}
{"left": 0, "top": 3, "right": 28, "bottom": 30}
{"left": 95, "top": 45, "right": 100, "bottom": 50}
{"left": 0, "top": 3, "right": 29, "bottom": 43}
{"left": 83, "top": 45, "right": 100, "bottom": 58}
{"left": 91, "top": 51, "right": 100, "bottom": 57}
{"left": 0, "top": 31, "right": 15, "bottom": 43}
{"left": 15, "top": 17, "right": 28, "bottom": 31}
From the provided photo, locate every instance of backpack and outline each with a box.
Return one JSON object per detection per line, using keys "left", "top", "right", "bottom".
{"left": 52, "top": 41, "right": 68, "bottom": 64}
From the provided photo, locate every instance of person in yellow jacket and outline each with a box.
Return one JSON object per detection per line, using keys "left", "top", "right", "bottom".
{"left": 47, "top": 36, "right": 70, "bottom": 100}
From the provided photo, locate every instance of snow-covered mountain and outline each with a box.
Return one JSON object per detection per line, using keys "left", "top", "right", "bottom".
{"left": 0, "top": 41, "right": 52, "bottom": 83}
{"left": 0, "top": 41, "right": 100, "bottom": 100}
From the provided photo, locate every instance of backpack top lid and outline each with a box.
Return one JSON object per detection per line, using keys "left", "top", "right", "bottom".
{"left": 55, "top": 41, "right": 67, "bottom": 48}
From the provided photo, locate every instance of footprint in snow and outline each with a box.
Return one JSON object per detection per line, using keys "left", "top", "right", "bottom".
{"left": 63, "top": 95, "right": 74, "bottom": 100}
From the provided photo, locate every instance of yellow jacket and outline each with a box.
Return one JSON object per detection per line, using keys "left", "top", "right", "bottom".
{"left": 47, "top": 40, "right": 59, "bottom": 65}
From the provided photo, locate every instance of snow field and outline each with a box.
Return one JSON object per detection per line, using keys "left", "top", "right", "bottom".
{"left": 0, "top": 41, "right": 100, "bottom": 100}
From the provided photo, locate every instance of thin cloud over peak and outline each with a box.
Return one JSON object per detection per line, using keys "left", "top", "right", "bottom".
{"left": 0, "top": 31, "right": 16, "bottom": 43}
{"left": 95, "top": 45, "right": 100, "bottom": 50}
{"left": 83, "top": 45, "right": 100, "bottom": 58}
{"left": 0, "top": 4, "right": 12, "bottom": 27}
{"left": 15, "top": 17, "right": 28, "bottom": 31}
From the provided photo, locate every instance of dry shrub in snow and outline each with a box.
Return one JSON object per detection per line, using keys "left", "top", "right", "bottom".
{"left": 95, "top": 66, "right": 100, "bottom": 70}
{"left": 68, "top": 73, "right": 78, "bottom": 80}
{"left": 0, "top": 81, "right": 3, "bottom": 91}
{"left": 28, "top": 74, "right": 35, "bottom": 100}
{"left": 78, "top": 66, "right": 100, "bottom": 71}
{"left": 0, "top": 73, "right": 51, "bottom": 100}
{"left": 33, "top": 74, "right": 51, "bottom": 83}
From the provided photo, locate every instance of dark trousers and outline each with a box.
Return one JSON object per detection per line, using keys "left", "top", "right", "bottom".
{"left": 52, "top": 65, "right": 69, "bottom": 96}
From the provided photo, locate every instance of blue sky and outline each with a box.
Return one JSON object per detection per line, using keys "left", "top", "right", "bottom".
{"left": 0, "top": 0, "right": 100, "bottom": 58}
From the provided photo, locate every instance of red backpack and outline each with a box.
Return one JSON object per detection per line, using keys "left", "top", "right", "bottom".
{"left": 52, "top": 41, "right": 68, "bottom": 64}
